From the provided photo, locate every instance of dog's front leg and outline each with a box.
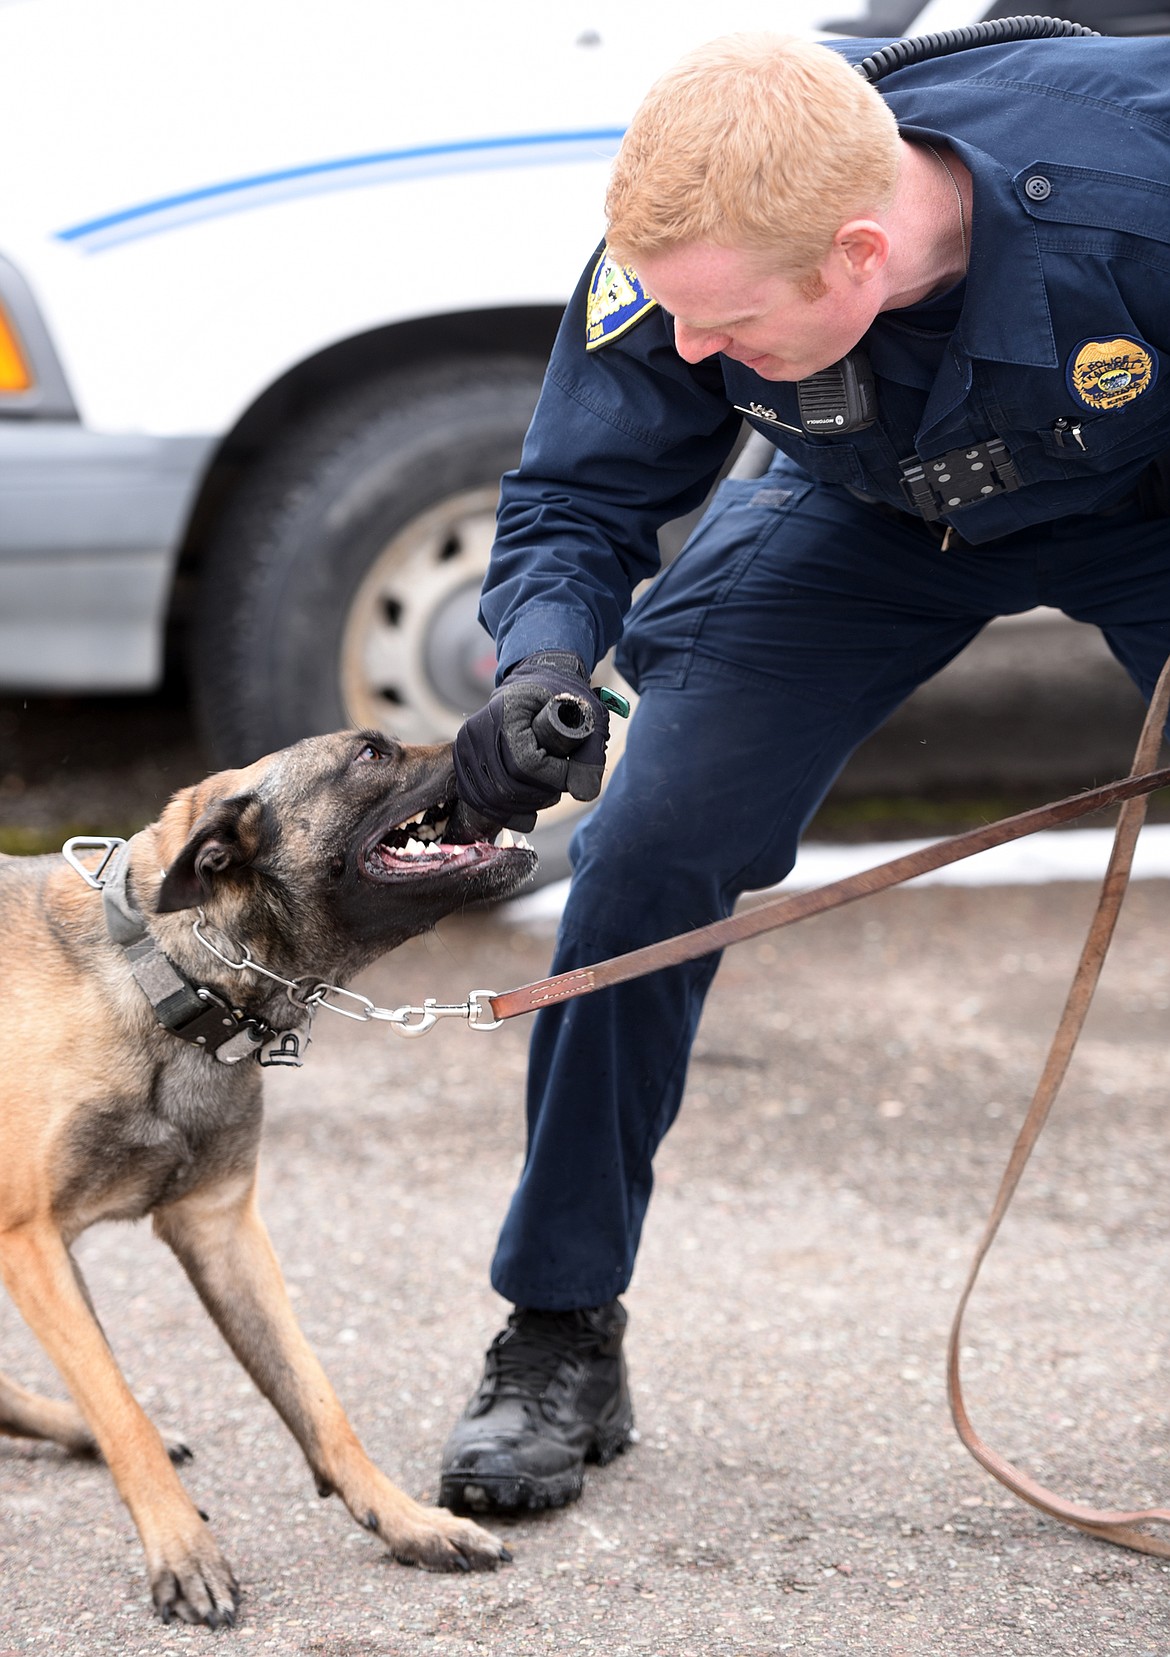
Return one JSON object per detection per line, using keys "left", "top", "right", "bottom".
{"left": 155, "top": 1175, "right": 510, "bottom": 1572}
{"left": 0, "top": 1218, "right": 240, "bottom": 1627}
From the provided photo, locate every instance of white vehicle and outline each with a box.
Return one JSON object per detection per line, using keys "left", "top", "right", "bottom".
{"left": 0, "top": 0, "right": 789, "bottom": 839}
{"left": 14, "top": 2, "right": 1145, "bottom": 855}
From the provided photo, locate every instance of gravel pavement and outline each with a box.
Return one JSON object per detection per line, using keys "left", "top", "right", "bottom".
{"left": 4, "top": 877, "right": 1170, "bottom": 1655}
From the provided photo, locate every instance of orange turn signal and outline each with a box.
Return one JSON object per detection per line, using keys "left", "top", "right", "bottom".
{"left": 0, "top": 303, "right": 32, "bottom": 393}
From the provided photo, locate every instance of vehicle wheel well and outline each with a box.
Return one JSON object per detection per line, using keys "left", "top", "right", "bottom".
{"left": 164, "top": 307, "right": 560, "bottom": 661}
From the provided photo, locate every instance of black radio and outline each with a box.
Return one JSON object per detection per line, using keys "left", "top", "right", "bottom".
{"left": 796, "top": 349, "right": 878, "bottom": 435}
{"left": 735, "top": 347, "right": 877, "bottom": 437}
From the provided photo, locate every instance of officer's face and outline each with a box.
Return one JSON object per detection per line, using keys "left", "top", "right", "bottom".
{"left": 638, "top": 239, "right": 885, "bottom": 382}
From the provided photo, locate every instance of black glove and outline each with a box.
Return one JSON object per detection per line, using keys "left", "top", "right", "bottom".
{"left": 454, "top": 651, "right": 610, "bottom": 832}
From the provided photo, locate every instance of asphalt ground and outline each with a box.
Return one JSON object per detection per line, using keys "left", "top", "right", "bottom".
{"left": 3, "top": 613, "right": 1170, "bottom": 1655}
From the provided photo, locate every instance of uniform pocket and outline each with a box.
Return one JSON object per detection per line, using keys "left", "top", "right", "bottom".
{"left": 616, "top": 472, "right": 815, "bottom": 690}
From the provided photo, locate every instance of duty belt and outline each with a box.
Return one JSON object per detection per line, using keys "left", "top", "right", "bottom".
{"left": 850, "top": 462, "right": 1143, "bottom": 548}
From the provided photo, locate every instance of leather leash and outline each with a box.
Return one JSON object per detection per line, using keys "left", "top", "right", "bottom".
{"left": 486, "top": 762, "right": 1170, "bottom": 1023}
{"left": 946, "top": 653, "right": 1170, "bottom": 1559}
{"left": 486, "top": 655, "right": 1170, "bottom": 1558}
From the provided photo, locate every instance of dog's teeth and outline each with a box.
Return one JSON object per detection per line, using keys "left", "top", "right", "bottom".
{"left": 495, "top": 828, "right": 515, "bottom": 849}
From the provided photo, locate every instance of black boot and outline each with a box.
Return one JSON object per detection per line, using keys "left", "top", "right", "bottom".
{"left": 439, "top": 1301, "right": 634, "bottom": 1514}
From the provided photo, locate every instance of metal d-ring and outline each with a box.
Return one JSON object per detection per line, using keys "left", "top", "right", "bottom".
{"left": 62, "top": 836, "right": 127, "bottom": 890}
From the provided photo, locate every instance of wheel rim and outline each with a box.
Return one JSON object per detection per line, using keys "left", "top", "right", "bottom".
{"left": 339, "top": 486, "right": 632, "bottom": 832}
{"left": 341, "top": 486, "right": 499, "bottom": 743}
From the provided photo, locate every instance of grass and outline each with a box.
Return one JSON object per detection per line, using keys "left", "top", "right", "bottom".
{"left": 0, "top": 820, "right": 148, "bottom": 857}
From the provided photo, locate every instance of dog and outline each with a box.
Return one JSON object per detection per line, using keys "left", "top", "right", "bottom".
{"left": 0, "top": 729, "right": 535, "bottom": 1627}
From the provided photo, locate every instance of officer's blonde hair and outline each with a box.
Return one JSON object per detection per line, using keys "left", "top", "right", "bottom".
{"left": 605, "top": 33, "right": 900, "bottom": 279}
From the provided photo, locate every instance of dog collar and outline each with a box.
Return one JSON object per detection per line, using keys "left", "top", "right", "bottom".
{"left": 64, "top": 835, "right": 305, "bottom": 1067}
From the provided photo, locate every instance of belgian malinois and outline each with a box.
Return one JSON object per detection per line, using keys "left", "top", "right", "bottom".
{"left": 0, "top": 729, "right": 535, "bottom": 1626}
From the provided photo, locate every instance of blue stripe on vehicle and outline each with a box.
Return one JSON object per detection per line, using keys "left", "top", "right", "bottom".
{"left": 56, "top": 129, "right": 626, "bottom": 253}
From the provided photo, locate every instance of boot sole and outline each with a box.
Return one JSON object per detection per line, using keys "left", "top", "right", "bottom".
{"left": 439, "top": 1406, "right": 634, "bottom": 1516}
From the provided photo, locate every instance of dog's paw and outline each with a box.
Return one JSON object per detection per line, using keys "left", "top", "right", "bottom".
{"left": 336, "top": 1470, "right": 512, "bottom": 1572}
{"left": 149, "top": 1532, "right": 241, "bottom": 1628}
{"left": 370, "top": 1504, "right": 512, "bottom": 1573}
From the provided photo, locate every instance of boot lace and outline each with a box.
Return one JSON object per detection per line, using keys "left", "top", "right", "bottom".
{"left": 481, "top": 1311, "right": 597, "bottom": 1404}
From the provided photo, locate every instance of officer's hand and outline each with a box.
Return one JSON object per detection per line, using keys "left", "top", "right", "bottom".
{"left": 454, "top": 651, "right": 611, "bottom": 832}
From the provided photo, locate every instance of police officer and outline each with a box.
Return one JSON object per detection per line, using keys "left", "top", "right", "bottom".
{"left": 440, "top": 27, "right": 1170, "bottom": 1514}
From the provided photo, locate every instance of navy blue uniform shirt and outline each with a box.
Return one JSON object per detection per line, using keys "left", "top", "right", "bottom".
{"left": 482, "top": 35, "right": 1170, "bottom": 678}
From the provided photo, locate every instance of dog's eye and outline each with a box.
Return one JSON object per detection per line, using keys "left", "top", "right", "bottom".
{"left": 355, "top": 743, "right": 384, "bottom": 764}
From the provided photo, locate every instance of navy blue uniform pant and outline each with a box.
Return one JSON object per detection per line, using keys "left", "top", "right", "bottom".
{"left": 490, "top": 458, "right": 1170, "bottom": 1309}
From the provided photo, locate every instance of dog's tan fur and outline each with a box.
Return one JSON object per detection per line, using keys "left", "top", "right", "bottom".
{"left": 0, "top": 730, "right": 533, "bottom": 1626}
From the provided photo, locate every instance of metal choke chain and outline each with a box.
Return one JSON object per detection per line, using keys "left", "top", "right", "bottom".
{"left": 191, "top": 917, "right": 501, "bottom": 1037}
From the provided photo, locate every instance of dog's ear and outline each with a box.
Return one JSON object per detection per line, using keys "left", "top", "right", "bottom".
{"left": 156, "top": 795, "right": 262, "bottom": 913}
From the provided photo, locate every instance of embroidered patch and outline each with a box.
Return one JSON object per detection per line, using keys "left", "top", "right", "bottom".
{"left": 585, "top": 248, "right": 658, "bottom": 351}
{"left": 1067, "top": 336, "right": 1157, "bottom": 411}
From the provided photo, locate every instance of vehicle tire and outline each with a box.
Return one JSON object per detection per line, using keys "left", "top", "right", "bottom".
{"left": 189, "top": 356, "right": 632, "bottom": 883}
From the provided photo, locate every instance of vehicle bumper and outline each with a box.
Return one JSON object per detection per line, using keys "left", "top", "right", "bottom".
{"left": 0, "top": 422, "right": 213, "bottom": 689}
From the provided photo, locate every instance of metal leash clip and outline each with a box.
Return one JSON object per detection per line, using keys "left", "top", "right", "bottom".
{"left": 377, "top": 990, "right": 502, "bottom": 1038}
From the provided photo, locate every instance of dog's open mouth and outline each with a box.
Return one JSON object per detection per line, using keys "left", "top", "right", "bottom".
{"left": 362, "top": 794, "right": 533, "bottom": 884}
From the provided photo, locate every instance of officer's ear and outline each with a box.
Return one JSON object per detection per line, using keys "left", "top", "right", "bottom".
{"left": 834, "top": 220, "right": 889, "bottom": 284}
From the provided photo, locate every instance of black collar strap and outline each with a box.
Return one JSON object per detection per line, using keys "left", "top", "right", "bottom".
{"left": 99, "top": 838, "right": 305, "bottom": 1067}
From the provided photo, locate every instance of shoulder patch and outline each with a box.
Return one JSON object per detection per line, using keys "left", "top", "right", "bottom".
{"left": 585, "top": 249, "right": 658, "bottom": 352}
{"left": 1066, "top": 336, "right": 1157, "bottom": 412}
